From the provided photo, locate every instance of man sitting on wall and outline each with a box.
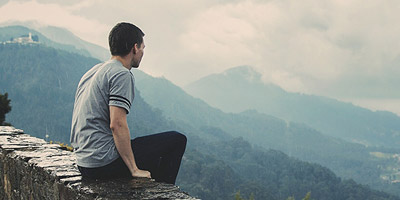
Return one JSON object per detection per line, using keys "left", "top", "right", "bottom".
{"left": 70, "top": 22, "right": 186, "bottom": 184}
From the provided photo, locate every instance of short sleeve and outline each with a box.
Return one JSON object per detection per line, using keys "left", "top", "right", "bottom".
{"left": 109, "top": 71, "right": 135, "bottom": 114}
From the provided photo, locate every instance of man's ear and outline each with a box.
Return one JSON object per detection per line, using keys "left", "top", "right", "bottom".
{"left": 132, "top": 43, "right": 138, "bottom": 54}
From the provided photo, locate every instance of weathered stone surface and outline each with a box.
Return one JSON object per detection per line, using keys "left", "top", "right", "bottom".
{"left": 0, "top": 126, "right": 196, "bottom": 199}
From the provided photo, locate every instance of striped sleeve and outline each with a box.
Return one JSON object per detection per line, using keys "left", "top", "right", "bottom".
{"left": 108, "top": 71, "right": 134, "bottom": 114}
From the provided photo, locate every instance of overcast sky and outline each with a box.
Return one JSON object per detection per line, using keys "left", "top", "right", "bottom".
{"left": 1, "top": 0, "right": 399, "bottom": 114}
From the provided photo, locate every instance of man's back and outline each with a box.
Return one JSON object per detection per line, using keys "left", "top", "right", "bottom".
{"left": 70, "top": 59, "right": 135, "bottom": 168}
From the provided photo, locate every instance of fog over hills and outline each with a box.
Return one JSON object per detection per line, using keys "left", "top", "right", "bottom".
{"left": 35, "top": 25, "right": 109, "bottom": 61}
{"left": 185, "top": 66, "right": 400, "bottom": 148}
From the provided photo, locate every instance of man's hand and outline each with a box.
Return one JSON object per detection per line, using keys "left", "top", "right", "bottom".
{"left": 132, "top": 168, "right": 151, "bottom": 178}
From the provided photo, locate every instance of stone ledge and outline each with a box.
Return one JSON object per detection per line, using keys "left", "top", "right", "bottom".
{"left": 0, "top": 126, "right": 196, "bottom": 200}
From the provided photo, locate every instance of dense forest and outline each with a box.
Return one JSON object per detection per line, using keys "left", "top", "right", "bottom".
{"left": 1, "top": 43, "right": 400, "bottom": 199}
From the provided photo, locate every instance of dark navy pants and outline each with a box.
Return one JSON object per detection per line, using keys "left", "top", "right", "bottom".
{"left": 78, "top": 131, "right": 187, "bottom": 184}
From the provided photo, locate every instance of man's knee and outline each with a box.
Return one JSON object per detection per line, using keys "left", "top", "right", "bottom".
{"left": 169, "top": 131, "right": 187, "bottom": 145}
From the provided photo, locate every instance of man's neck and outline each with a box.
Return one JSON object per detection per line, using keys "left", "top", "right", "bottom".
{"left": 111, "top": 56, "right": 131, "bottom": 70}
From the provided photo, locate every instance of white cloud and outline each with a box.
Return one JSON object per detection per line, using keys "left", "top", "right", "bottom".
{"left": 0, "top": 0, "right": 109, "bottom": 47}
{"left": 178, "top": 0, "right": 400, "bottom": 100}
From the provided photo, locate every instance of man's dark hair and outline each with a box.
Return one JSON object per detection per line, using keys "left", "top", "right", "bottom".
{"left": 109, "top": 22, "right": 145, "bottom": 56}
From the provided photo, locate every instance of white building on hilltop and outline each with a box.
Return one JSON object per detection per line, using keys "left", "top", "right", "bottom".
{"left": 3, "top": 32, "right": 40, "bottom": 44}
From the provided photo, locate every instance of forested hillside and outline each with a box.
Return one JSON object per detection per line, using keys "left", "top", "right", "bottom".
{"left": 185, "top": 137, "right": 400, "bottom": 200}
{"left": 1, "top": 43, "right": 399, "bottom": 199}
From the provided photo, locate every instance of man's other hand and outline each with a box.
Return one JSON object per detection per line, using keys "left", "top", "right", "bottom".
{"left": 132, "top": 169, "right": 151, "bottom": 178}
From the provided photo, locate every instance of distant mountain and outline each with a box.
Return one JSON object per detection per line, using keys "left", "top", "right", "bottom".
{"left": 185, "top": 66, "right": 400, "bottom": 148}
{"left": 0, "top": 24, "right": 109, "bottom": 61}
{"left": 133, "top": 68, "right": 400, "bottom": 197}
{"left": 35, "top": 25, "right": 109, "bottom": 61}
{"left": 1, "top": 43, "right": 399, "bottom": 200}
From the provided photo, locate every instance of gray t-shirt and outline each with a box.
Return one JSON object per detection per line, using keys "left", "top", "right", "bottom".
{"left": 70, "top": 59, "right": 135, "bottom": 168}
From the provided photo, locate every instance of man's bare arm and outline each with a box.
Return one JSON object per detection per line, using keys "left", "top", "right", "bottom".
{"left": 109, "top": 105, "right": 151, "bottom": 178}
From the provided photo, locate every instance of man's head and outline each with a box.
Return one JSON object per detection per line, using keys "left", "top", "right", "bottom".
{"left": 109, "top": 22, "right": 145, "bottom": 68}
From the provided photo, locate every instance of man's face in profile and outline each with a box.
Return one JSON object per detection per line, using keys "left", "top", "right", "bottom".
{"left": 131, "top": 41, "right": 145, "bottom": 69}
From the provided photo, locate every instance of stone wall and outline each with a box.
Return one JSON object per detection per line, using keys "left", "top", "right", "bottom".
{"left": 0, "top": 126, "right": 195, "bottom": 200}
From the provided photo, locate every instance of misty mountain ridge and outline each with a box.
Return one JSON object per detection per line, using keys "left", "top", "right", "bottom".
{"left": 187, "top": 65, "right": 393, "bottom": 114}
{"left": 222, "top": 65, "right": 263, "bottom": 83}
{"left": 185, "top": 66, "right": 400, "bottom": 148}
{"left": 206, "top": 65, "right": 286, "bottom": 106}
{"left": 35, "top": 25, "right": 109, "bottom": 61}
